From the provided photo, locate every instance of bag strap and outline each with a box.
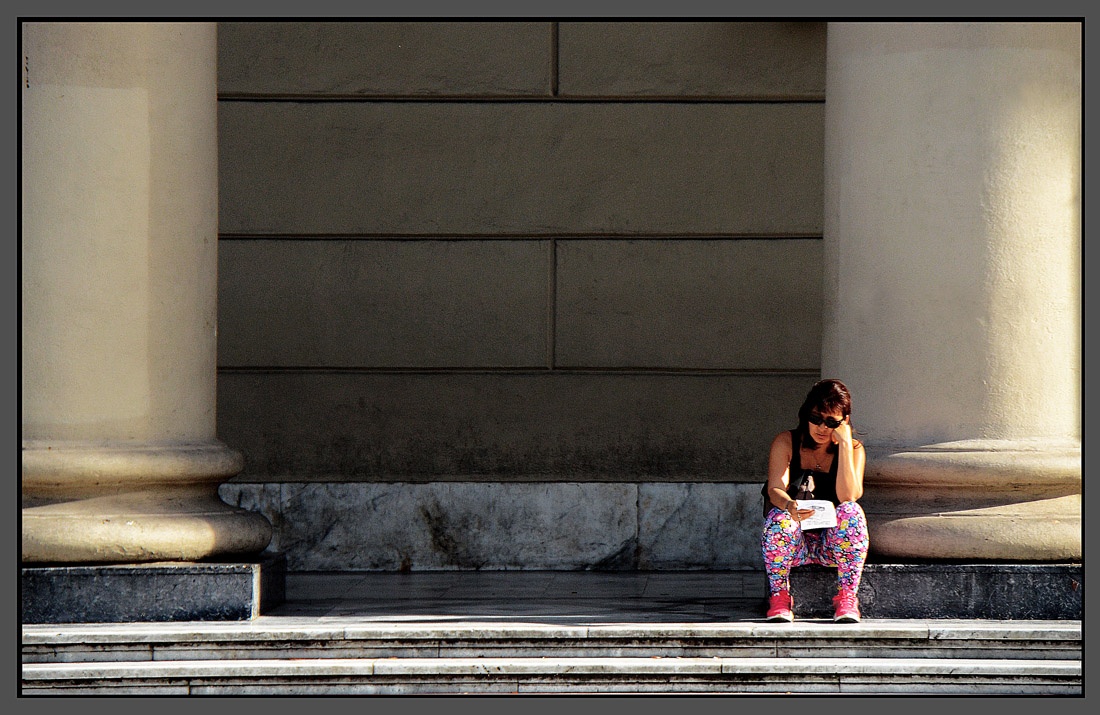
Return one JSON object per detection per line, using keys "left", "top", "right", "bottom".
{"left": 787, "top": 428, "right": 810, "bottom": 495}
{"left": 789, "top": 468, "right": 810, "bottom": 496}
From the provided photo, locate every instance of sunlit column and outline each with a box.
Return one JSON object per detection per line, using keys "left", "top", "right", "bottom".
{"left": 22, "top": 22, "right": 271, "bottom": 562}
{"left": 822, "top": 22, "right": 1080, "bottom": 559}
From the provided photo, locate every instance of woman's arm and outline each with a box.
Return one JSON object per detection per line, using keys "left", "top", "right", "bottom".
{"left": 765, "top": 431, "right": 793, "bottom": 511}
{"left": 832, "top": 421, "right": 865, "bottom": 502}
{"left": 765, "top": 431, "right": 814, "bottom": 520}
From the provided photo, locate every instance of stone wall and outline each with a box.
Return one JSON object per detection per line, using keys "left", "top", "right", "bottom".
{"left": 215, "top": 21, "right": 827, "bottom": 570}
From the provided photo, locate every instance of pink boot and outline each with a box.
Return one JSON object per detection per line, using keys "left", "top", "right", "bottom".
{"left": 832, "top": 589, "right": 861, "bottom": 623}
{"left": 767, "top": 591, "right": 794, "bottom": 622}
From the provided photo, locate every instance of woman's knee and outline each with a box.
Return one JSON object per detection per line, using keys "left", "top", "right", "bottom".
{"left": 836, "top": 502, "right": 868, "bottom": 530}
{"left": 836, "top": 500, "right": 865, "bottom": 518}
{"left": 827, "top": 502, "right": 869, "bottom": 553}
{"left": 763, "top": 510, "right": 804, "bottom": 537}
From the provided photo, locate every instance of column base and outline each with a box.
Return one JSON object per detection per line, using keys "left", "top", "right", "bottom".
{"left": 860, "top": 440, "right": 1081, "bottom": 561}
{"left": 21, "top": 441, "right": 273, "bottom": 563}
{"left": 21, "top": 553, "right": 286, "bottom": 623}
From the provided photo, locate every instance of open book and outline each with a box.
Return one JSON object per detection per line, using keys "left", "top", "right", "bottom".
{"left": 797, "top": 500, "right": 838, "bottom": 530}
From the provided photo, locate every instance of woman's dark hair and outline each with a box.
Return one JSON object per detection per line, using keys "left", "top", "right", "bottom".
{"left": 797, "top": 378, "right": 853, "bottom": 451}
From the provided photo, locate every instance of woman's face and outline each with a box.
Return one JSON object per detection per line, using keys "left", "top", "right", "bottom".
{"left": 806, "top": 407, "right": 846, "bottom": 445}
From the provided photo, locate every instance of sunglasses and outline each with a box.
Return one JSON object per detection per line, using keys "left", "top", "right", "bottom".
{"left": 807, "top": 413, "right": 844, "bottom": 429}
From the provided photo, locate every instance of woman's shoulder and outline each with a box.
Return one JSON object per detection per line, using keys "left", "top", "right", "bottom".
{"left": 771, "top": 429, "right": 795, "bottom": 450}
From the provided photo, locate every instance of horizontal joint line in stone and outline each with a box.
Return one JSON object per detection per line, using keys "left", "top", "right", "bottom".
{"left": 217, "top": 233, "right": 824, "bottom": 241}
{"left": 215, "top": 367, "right": 822, "bottom": 377}
{"left": 216, "top": 94, "right": 827, "bottom": 104}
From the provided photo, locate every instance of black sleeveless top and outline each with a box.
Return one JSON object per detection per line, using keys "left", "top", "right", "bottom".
{"left": 788, "top": 428, "right": 840, "bottom": 506}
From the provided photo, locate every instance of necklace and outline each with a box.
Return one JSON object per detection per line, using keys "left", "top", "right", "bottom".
{"left": 804, "top": 446, "right": 827, "bottom": 471}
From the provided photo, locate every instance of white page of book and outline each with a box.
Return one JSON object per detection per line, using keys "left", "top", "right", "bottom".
{"left": 798, "top": 500, "right": 838, "bottom": 530}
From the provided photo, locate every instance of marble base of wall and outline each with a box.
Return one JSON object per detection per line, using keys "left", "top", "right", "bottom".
{"left": 218, "top": 482, "right": 763, "bottom": 572}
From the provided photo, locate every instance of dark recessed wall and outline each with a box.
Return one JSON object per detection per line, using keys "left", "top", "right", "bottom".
{"left": 215, "top": 21, "right": 826, "bottom": 484}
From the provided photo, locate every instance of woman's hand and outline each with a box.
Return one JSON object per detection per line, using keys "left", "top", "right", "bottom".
{"left": 786, "top": 499, "right": 816, "bottom": 522}
{"left": 831, "top": 419, "right": 853, "bottom": 448}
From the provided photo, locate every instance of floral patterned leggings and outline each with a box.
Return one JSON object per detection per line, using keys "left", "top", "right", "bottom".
{"left": 761, "top": 501, "right": 870, "bottom": 596}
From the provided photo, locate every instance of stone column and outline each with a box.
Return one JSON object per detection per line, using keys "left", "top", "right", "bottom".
{"left": 821, "top": 22, "right": 1080, "bottom": 560}
{"left": 22, "top": 22, "right": 272, "bottom": 562}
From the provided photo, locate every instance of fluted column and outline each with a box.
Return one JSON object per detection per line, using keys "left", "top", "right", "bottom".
{"left": 822, "top": 22, "right": 1080, "bottom": 560}
{"left": 21, "top": 22, "right": 271, "bottom": 562}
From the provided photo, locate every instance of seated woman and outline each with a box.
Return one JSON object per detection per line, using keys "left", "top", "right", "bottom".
{"left": 761, "top": 378, "right": 869, "bottom": 623}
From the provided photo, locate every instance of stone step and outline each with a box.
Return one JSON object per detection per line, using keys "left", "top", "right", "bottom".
{"left": 20, "top": 656, "right": 1082, "bottom": 695}
{"left": 23, "top": 620, "right": 1082, "bottom": 664}
{"left": 22, "top": 567, "right": 1082, "bottom": 695}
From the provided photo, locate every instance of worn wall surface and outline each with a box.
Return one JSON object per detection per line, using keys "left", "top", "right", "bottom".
{"left": 215, "top": 22, "right": 826, "bottom": 570}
